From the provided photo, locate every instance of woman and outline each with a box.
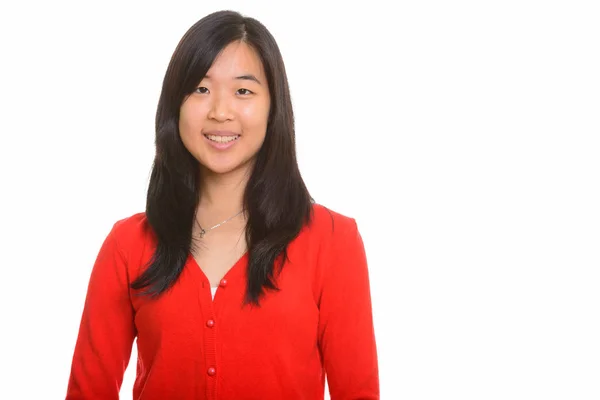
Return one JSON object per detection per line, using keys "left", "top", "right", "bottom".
{"left": 66, "top": 10, "right": 379, "bottom": 400}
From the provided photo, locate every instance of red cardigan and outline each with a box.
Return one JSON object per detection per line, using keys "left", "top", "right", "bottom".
{"left": 66, "top": 204, "right": 379, "bottom": 399}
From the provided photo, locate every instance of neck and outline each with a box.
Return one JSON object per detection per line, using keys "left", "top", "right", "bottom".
{"left": 197, "top": 166, "right": 250, "bottom": 223}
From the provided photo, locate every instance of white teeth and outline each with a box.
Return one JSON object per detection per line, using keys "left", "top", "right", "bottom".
{"left": 205, "top": 134, "right": 239, "bottom": 143}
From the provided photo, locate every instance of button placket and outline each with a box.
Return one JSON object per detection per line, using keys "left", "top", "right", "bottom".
{"left": 199, "top": 279, "right": 219, "bottom": 397}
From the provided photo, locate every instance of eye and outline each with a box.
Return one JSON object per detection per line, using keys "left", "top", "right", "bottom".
{"left": 237, "top": 88, "right": 254, "bottom": 95}
{"left": 195, "top": 87, "right": 209, "bottom": 94}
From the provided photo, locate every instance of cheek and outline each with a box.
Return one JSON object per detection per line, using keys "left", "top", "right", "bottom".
{"left": 179, "top": 103, "right": 207, "bottom": 134}
{"left": 238, "top": 101, "right": 270, "bottom": 129}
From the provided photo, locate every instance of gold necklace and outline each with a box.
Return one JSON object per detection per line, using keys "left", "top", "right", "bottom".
{"left": 196, "top": 209, "right": 244, "bottom": 238}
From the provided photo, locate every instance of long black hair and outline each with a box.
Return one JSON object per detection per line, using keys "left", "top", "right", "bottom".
{"left": 130, "top": 10, "right": 314, "bottom": 306}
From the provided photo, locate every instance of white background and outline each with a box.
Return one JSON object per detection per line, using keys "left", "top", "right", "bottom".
{"left": 1, "top": 0, "right": 599, "bottom": 399}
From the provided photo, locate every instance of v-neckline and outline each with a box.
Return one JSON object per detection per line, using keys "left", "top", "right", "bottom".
{"left": 186, "top": 251, "right": 249, "bottom": 288}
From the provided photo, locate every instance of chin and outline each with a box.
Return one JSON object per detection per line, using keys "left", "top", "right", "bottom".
{"left": 215, "top": 167, "right": 240, "bottom": 176}
{"left": 201, "top": 161, "right": 248, "bottom": 176}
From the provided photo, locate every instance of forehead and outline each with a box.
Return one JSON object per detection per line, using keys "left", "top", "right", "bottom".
{"left": 205, "top": 41, "right": 266, "bottom": 81}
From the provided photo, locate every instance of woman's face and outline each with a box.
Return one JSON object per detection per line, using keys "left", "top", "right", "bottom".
{"left": 179, "top": 41, "right": 271, "bottom": 176}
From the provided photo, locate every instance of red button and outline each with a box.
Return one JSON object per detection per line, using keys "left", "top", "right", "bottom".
{"left": 207, "top": 367, "right": 216, "bottom": 376}
{"left": 219, "top": 279, "right": 228, "bottom": 287}
{"left": 206, "top": 319, "right": 215, "bottom": 328}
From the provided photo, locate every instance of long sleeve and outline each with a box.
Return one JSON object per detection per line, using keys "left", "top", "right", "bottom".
{"left": 318, "top": 218, "right": 379, "bottom": 399}
{"left": 66, "top": 223, "right": 137, "bottom": 399}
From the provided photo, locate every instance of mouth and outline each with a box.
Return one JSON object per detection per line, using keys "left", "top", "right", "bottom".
{"left": 203, "top": 134, "right": 241, "bottom": 143}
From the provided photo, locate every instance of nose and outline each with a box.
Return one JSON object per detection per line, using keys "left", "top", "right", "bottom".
{"left": 207, "top": 94, "right": 234, "bottom": 122}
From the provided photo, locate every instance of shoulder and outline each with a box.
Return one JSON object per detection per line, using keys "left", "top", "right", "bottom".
{"left": 308, "top": 202, "right": 359, "bottom": 241}
{"left": 308, "top": 204, "right": 369, "bottom": 292}
{"left": 107, "top": 211, "right": 154, "bottom": 250}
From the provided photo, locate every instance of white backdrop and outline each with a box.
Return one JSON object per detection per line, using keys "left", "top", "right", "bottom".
{"left": 1, "top": 0, "right": 599, "bottom": 399}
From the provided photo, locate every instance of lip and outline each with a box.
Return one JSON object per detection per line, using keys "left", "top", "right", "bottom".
{"left": 203, "top": 131, "right": 240, "bottom": 150}
{"left": 203, "top": 130, "right": 240, "bottom": 137}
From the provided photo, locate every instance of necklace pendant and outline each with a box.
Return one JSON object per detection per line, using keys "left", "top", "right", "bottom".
{"left": 199, "top": 228, "right": 206, "bottom": 238}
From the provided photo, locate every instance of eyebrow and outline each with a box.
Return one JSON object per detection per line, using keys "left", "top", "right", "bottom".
{"left": 204, "top": 74, "right": 263, "bottom": 85}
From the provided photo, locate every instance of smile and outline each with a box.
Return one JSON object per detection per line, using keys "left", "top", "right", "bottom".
{"left": 203, "top": 134, "right": 240, "bottom": 143}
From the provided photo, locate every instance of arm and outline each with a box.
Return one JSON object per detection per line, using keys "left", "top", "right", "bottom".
{"left": 66, "top": 223, "right": 137, "bottom": 399}
{"left": 318, "top": 218, "right": 379, "bottom": 399}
